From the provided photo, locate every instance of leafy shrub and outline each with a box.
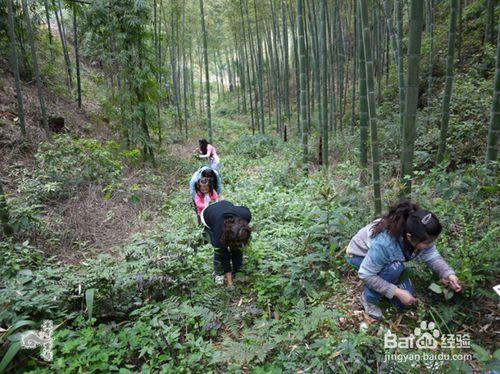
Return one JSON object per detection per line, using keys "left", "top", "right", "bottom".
{"left": 16, "top": 136, "right": 123, "bottom": 203}
{"left": 228, "top": 134, "right": 279, "bottom": 158}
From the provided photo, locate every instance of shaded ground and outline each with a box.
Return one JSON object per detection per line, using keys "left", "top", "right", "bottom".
{"left": 0, "top": 56, "right": 198, "bottom": 263}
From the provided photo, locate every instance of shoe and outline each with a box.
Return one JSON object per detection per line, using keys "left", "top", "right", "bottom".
{"left": 360, "top": 294, "right": 383, "bottom": 320}
{"left": 214, "top": 275, "right": 224, "bottom": 285}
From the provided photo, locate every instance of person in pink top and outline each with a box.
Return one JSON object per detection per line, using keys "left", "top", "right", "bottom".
{"left": 194, "top": 176, "right": 219, "bottom": 215}
{"left": 198, "top": 139, "right": 220, "bottom": 170}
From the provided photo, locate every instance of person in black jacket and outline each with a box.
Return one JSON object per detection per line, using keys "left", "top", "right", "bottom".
{"left": 201, "top": 200, "right": 252, "bottom": 287}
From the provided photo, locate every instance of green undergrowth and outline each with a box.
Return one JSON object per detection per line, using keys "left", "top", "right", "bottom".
{"left": 1, "top": 118, "right": 498, "bottom": 372}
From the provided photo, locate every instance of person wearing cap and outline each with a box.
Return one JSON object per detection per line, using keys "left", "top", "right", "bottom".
{"left": 346, "top": 201, "right": 462, "bottom": 320}
{"left": 200, "top": 201, "right": 252, "bottom": 288}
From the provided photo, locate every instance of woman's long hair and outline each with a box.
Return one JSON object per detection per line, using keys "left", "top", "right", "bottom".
{"left": 371, "top": 200, "right": 442, "bottom": 243}
{"left": 220, "top": 217, "right": 252, "bottom": 249}
{"left": 202, "top": 169, "right": 218, "bottom": 192}
{"left": 199, "top": 139, "right": 209, "bottom": 155}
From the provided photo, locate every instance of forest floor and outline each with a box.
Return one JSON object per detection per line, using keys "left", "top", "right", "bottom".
{"left": 0, "top": 55, "right": 180, "bottom": 263}
{"left": 1, "top": 61, "right": 498, "bottom": 373}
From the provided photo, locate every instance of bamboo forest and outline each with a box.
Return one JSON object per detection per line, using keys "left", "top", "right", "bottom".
{"left": 0, "top": 0, "right": 499, "bottom": 372}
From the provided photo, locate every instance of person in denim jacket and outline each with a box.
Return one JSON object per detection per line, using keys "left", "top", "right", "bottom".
{"left": 346, "top": 201, "right": 462, "bottom": 320}
{"left": 189, "top": 166, "right": 222, "bottom": 201}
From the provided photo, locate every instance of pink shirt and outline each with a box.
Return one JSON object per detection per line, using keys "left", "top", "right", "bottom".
{"left": 195, "top": 190, "right": 219, "bottom": 215}
{"left": 206, "top": 144, "right": 219, "bottom": 164}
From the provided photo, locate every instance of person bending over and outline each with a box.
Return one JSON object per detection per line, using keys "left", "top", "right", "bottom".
{"left": 198, "top": 139, "right": 220, "bottom": 170}
{"left": 346, "top": 201, "right": 461, "bottom": 320}
{"left": 201, "top": 200, "right": 252, "bottom": 287}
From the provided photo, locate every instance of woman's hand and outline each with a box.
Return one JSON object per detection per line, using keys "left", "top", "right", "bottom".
{"left": 394, "top": 288, "right": 417, "bottom": 305}
{"left": 441, "top": 275, "right": 462, "bottom": 292}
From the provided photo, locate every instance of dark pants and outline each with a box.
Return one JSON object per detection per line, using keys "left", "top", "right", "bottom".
{"left": 214, "top": 248, "right": 243, "bottom": 276}
{"left": 347, "top": 255, "right": 415, "bottom": 308}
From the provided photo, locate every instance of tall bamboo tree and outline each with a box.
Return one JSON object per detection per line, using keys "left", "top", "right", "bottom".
{"left": 200, "top": 0, "right": 212, "bottom": 142}
{"left": 182, "top": 0, "right": 189, "bottom": 138}
{"left": 43, "top": 0, "right": 55, "bottom": 60}
{"left": 0, "top": 178, "right": 13, "bottom": 237}
{"left": 7, "top": 0, "right": 27, "bottom": 140}
{"left": 437, "top": 0, "right": 459, "bottom": 163}
{"left": 22, "top": 0, "right": 50, "bottom": 139}
{"left": 320, "top": 0, "right": 328, "bottom": 168}
{"left": 253, "top": 0, "right": 266, "bottom": 134}
{"left": 53, "top": 0, "right": 73, "bottom": 89}
{"left": 486, "top": 22, "right": 500, "bottom": 168}
{"left": 297, "top": 0, "right": 308, "bottom": 172}
{"left": 427, "top": 0, "right": 435, "bottom": 115}
{"left": 281, "top": 0, "right": 291, "bottom": 127}
{"left": 396, "top": 0, "right": 405, "bottom": 136}
{"left": 384, "top": 0, "right": 404, "bottom": 135}
{"left": 350, "top": 0, "right": 358, "bottom": 135}
{"left": 359, "top": 0, "right": 382, "bottom": 215}
{"left": 358, "top": 6, "right": 368, "bottom": 185}
{"left": 401, "top": 0, "right": 425, "bottom": 195}
{"left": 72, "top": 3, "right": 82, "bottom": 108}
{"left": 485, "top": 0, "right": 495, "bottom": 44}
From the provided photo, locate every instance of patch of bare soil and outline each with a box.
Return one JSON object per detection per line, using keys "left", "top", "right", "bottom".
{"left": 0, "top": 57, "right": 193, "bottom": 264}
{"left": 42, "top": 184, "right": 148, "bottom": 263}
{"left": 0, "top": 57, "right": 112, "bottom": 176}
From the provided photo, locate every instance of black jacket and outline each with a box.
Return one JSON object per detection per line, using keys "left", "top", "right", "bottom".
{"left": 202, "top": 200, "right": 252, "bottom": 249}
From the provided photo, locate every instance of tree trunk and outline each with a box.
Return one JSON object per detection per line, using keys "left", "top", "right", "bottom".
{"left": 486, "top": 23, "right": 500, "bottom": 167}
{"left": 437, "top": 0, "right": 459, "bottom": 164}
{"left": 253, "top": 0, "right": 266, "bottom": 134}
{"left": 0, "top": 178, "right": 13, "bottom": 237}
{"left": 200, "top": 0, "right": 212, "bottom": 142}
{"left": 358, "top": 5, "right": 368, "bottom": 186}
{"left": 53, "top": 0, "right": 73, "bottom": 88}
{"left": 22, "top": 0, "right": 50, "bottom": 139}
{"left": 401, "top": 0, "right": 425, "bottom": 195}
{"left": 359, "top": 0, "right": 382, "bottom": 215}
{"left": 485, "top": 0, "right": 495, "bottom": 44}
{"left": 182, "top": 0, "right": 188, "bottom": 139}
{"left": 298, "top": 0, "right": 309, "bottom": 173}
{"left": 43, "top": 0, "right": 55, "bottom": 60}
{"left": 427, "top": 0, "right": 435, "bottom": 117}
{"left": 320, "top": 0, "right": 328, "bottom": 168}
{"left": 72, "top": 4, "right": 82, "bottom": 108}
{"left": 350, "top": 0, "right": 358, "bottom": 135}
{"left": 281, "top": 0, "right": 291, "bottom": 126}
{"left": 7, "top": 0, "right": 27, "bottom": 140}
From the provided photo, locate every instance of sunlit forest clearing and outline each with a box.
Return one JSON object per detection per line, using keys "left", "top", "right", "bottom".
{"left": 0, "top": 0, "right": 498, "bottom": 372}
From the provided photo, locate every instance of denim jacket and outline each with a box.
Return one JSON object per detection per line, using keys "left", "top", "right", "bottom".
{"left": 189, "top": 167, "right": 222, "bottom": 200}
{"left": 358, "top": 231, "right": 455, "bottom": 299}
